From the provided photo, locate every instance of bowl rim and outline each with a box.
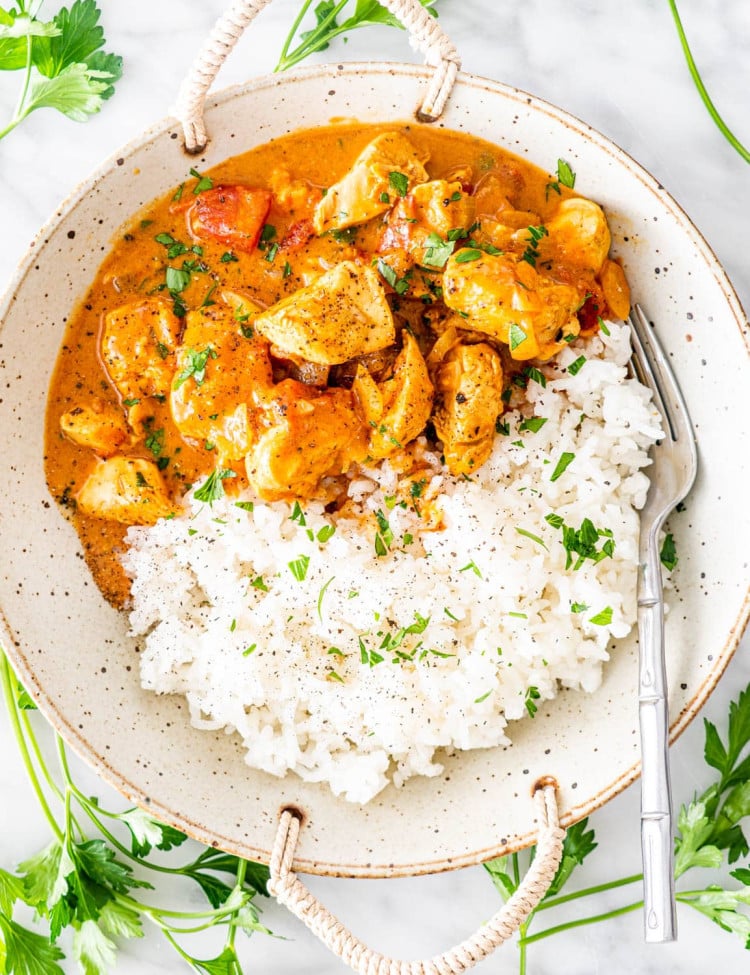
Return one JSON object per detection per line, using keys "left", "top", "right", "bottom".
{"left": 1, "top": 60, "right": 749, "bottom": 878}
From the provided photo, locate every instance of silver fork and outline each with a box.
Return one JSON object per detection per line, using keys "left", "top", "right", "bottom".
{"left": 629, "top": 303, "right": 698, "bottom": 943}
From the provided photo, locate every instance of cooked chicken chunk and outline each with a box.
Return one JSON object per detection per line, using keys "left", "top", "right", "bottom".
{"left": 353, "top": 331, "right": 433, "bottom": 460}
{"left": 77, "top": 457, "right": 174, "bottom": 525}
{"left": 433, "top": 343, "right": 504, "bottom": 476}
{"left": 379, "top": 179, "right": 476, "bottom": 270}
{"left": 170, "top": 304, "right": 273, "bottom": 462}
{"left": 313, "top": 132, "right": 429, "bottom": 234}
{"left": 540, "top": 198, "right": 611, "bottom": 272}
{"left": 246, "top": 381, "right": 367, "bottom": 501}
{"left": 60, "top": 401, "right": 133, "bottom": 457}
{"left": 253, "top": 262, "right": 395, "bottom": 365}
{"left": 442, "top": 251, "right": 580, "bottom": 360}
{"left": 100, "top": 299, "right": 181, "bottom": 423}
{"left": 598, "top": 257, "right": 631, "bottom": 320}
{"left": 186, "top": 185, "right": 272, "bottom": 253}
{"left": 269, "top": 168, "right": 323, "bottom": 218}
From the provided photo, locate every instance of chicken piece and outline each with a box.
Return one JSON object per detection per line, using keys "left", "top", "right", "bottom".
{"left": 269, "top": 168, "right": 323, "bottom": 218}
{"left": 472, "top": 165, "right": 526, "bottom": 215}
{"left": 100, "top": 299, "right": 181, "bottom": 419}
{"left": 442, "top": 251, "right": 580, "bottom": 360}
{"left": 433, "top": 343, "right": 504, "bottom": 476}
{"left": 246, "top": 381, "right": 367, "bottom": 501}
{"left": 77, "top": 457, "right": 175, "bottom": 525}
{"left": 598, "top": 258, "right": 631, "bottom": 320}
{"left": 313, "top": 132, "right": 429, "bottom": 234}
{"left": 353, "top": 331, "right": 433, "bottom": 460}
{"left": 60, "top": 400, "right": 133, "bottom": 458}
{"left": 253, "top": 262, "right": 395, "bottom": 365}
{"left": 170, "top": 303, "right": 272, "bottom": 462}
{"left": 539, "top": 198, "right": 611, "bottom": 272}
{"left": 379, "top": 180, "right": 477, "bottom": 270}
{"left": 186, "top": 185, "right": 272, "bottom": 253}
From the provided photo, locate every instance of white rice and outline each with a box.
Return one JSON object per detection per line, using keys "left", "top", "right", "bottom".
{"left": 122, "top": 321, "right": 662, "bottom": 803}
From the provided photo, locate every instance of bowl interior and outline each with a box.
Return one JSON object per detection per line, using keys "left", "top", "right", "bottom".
{"left": 0, "top": 63, "right": 748, "bottom": 878}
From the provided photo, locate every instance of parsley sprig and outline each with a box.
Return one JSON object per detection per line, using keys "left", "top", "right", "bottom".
{"left": 0, "top": 653, "right": 271, "bottom": 975}
{"left": 0, "top": 0, "right": 122, "bottom": 144}
{"left": 274, "top": 0, "right": 438, "bottom": 73}
{"left": 485, "top": 681, "right": 750, "bottom": 969}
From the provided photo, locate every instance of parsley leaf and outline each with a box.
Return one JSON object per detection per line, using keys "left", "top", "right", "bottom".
{"left": 193, "top": 469, "right": 236, "bottom": 504}
{"left": 173, "top": 346, "right": 217, "bottom": 390}
{"left": 556, "top": 158, "right": 576, "bottom": 189}
{"left": 388, "top": 170, "right": 409, "bottom": 197}
{"left": 550, "top": 451, "right": 575, "bottom": 482}
{"left": 660, "top": 532, "right": 678, "bottom": 571}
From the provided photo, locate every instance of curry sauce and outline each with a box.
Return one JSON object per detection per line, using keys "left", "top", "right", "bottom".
{"left": 44, "top": 122, "right": 629, "bottom": 606}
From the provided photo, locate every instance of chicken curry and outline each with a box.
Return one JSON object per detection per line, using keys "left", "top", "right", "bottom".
{"left": 44, "top": 123, "right": 630, "bottom": 606}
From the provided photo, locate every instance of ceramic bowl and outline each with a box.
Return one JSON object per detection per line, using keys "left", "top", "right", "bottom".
{"left": 1, "top": 63, "right": 748, "bottom": 878}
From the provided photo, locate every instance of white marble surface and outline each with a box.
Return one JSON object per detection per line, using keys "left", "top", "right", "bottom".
{"left": 1, "top": 0, "right": 749, "bottom": 972}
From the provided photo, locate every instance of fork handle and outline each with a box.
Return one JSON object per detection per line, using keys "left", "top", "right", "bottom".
{"left": 638, "top": 531, "right": 677, "bottom": 942}
{"left": 638, "top": 524, "right": 677, "bottom": 943}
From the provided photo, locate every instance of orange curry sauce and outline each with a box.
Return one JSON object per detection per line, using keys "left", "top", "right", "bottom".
{"left": 44, "top": 123, "right": 626, "bottom": 606}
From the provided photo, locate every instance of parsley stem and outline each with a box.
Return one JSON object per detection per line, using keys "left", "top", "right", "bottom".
{"left": 276, "top": 0, "right": 315, "bottom": 65}
{"left": 667, "top": 0, "right": 750, "bottom": 164}
{"left": 18, "top": 707, "right": 65, "bottom": 802}
{"left": 519, "top": 900, "right": 642, "bottom": 945}
{"left": 227, "top": 858, "right": 248, "bottom": 950}
{"left": 0, "top": 653, "right": 63, "bottom": 840}
{"left": 275, "top": 0, "right": 352, "bottom": 72}
{"left": 13, "top": 32, "right": 34, "bottom": 122}
{"left": 536, "top": 872, "right": 642, "bottom": 911}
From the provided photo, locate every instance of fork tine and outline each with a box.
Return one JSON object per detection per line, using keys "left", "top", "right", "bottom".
{"left": 629, "top": 306, "right": 676, "bottom": 440}
{"left": 630, "top": 304, "right": 697, "bottom": 454}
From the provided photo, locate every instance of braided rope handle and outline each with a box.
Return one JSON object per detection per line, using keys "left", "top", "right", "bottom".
{"left": 268, "top": 784, "right": 565, "bottom": 975}
{"left": 175, "top": 0, "right": 461, "bottom": 153}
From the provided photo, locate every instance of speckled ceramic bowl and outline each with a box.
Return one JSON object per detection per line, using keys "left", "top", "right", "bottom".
{"left": 0, "top": 64, "right": 748, "bottom": 878}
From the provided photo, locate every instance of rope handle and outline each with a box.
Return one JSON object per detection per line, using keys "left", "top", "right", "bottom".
{"left": 175, "top": 0, "right": 461, "bottom": 154}
{"left": 268, "top": 783, "right": 565, "bottom": 975}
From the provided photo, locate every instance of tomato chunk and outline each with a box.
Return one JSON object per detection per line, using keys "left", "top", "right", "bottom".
{"left": 187, "top": 186, "right": 272, "bottom": 253}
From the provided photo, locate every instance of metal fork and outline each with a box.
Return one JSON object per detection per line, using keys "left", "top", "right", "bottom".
{"left": 629, "top": 303, "right": 698, "bottom": 943}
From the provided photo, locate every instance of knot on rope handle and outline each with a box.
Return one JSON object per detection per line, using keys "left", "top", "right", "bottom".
{"left": 268, "top": 784, "right": 565, "bottom": 975}
{"left": 175, "top": 0, "right": 462, "bottom": 153}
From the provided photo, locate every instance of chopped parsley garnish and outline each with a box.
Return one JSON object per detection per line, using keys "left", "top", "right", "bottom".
{"left": 288, "top": 555, "right": 311, "bottom": 582}
{"left": 264, "top": 242, "right": 279, "bottom": 263}
{"left": 235, "top": 501, "right": 254, "bottom": 512}
{"left": 193, "top": 468, "right": 235, "bottom": 504}
{"left": 546, "top": 514, "right": 616, "bottom": 570}
{"left": 570, "top": 601, "right": 589, "bottom": 613}
{"left": 450, "top": 190, "right": 462, "bottom": 202}
{"left": 519, "top": 416, "right": 548, "bottom": 433}
{"left": 454, "top": 247, "right": 483, "bottom": 263}
{"left": 317, "top": 524, "right": 336, "bottom": 544}
{"left": 165, "top": 265, "right": 191, "bottom": 293}
{"left": 329, "top": 227, "right": 356, "bottom": 244}
{"left": 173, "top": 346, "right": 217, "bottom": 390}
{"left": 376, "top": 258, "right": 410, "bottom": 295}
{"left": 190, "top": 167, "right": 213, "bottom": 194}
{"left": 220, "top": 251, "right": 239, "bottom": 263}
{"left": 495, "top": 418, "right": 510, "bottom": 435}
{"left": 556, "top": 158, "right": 576, "bottom": 189}
{"left": 520, "top": 225, "right": 548, "bottom": 266}
{"left": 326, "top": 670, "right": 344, "bottom": 683}
{"left": 283, "top": 261, "right": 293, "bottom": 277}
{"left": 290, "top": 500, "right": 306, "bottom": 525}
{"left": 144, "top": 426, "right": 165, "bottom": 458}
{"left": 515, "top": 527, "right": 548, "bottom": 550}
{"left": 374, "top": 509, "right": 394, "bottom": 556}
{"left": 525, "top": 686, "right": 541, "bottom": 717}
{"left": 250, "top": 575, "right": 268, "bottom": 591}
{"left": 388, "top": 170, "right": 409, "bottom": 197}
{"left": 597, "top": 315, "right": 611, "bottom": 336}
{"left": 525, "top": 366, "right": 547, "bottom": 388}
{"left": 589, "top": 606, "right": 613, "bottom": 626}
{"left": 660, "top": 532, "right": 678, "bottom": 571}
{"left": 243, "top": 643, "right": 257, "bottom": 656}
{"left": 422, "top": 232, "right": 455, "bottom": 269}
{"left": 317, "top": 576, "right": 335, "bottom": 622}
{"left": 135, "top": 471, "right": 148, "bottom": 488}
{"left": 258, "top": 224, "right": 277, "bottom": 249}
{"left": 567, "top": 355, "right": 587, "bottom": 376}
{"left": 379, "top": 191, "right": 390, "bottom": 203}
{"left": 509, "top": 323, "right": 528, "bottom": 351}
{"left": 459, "top": 560, "right": 483, "bottom": 578}
{"left": 474, "top": 690, "right": 492, "bottom": 704}
{"left": 550, "top": 451, "right": 575, "bottom": 482}
{"left": 122, "top": 397, "right": 140, "bottom": 407}
{"left": 359, "top": 636, "right": 384, "bottom": 668}
{"left": 410, "top": 478, "right": 427, "bottom": 498}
